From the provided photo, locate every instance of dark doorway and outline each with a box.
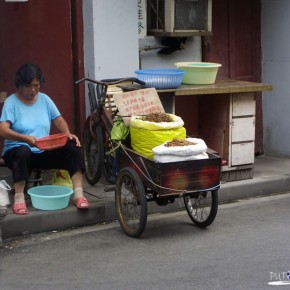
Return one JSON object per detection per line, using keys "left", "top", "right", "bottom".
{"left": 203, "top": 0, "right": 263, "bottom": 153}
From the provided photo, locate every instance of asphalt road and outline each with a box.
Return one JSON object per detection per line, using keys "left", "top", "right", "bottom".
{"left": 1, "top": 192, "right": 290, "bottom": 290}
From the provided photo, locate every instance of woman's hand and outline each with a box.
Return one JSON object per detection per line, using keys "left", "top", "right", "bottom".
{"left": 53, "top": 116, "right": 81, "bottom": 146}
{"left": 25, "top": 135, "right": 37, "bottom": 147}
{"left": 67, "top": 133, "right": 81, "bottom": 147}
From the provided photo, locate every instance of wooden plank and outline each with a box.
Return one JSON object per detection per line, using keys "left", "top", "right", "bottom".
{"left": 172, "top": 80, "right": 272, "bottom": 96}
{"left": 221, "top": 167, "right": 254, "bottom": 182}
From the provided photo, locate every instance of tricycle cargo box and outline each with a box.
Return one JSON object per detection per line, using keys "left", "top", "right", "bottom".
{"left": 117, "top": 147, "right": 221, "bottom": 196}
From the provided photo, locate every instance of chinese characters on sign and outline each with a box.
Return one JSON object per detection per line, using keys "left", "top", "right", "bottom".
{"left": 113, "top": 88, "right": 165, "bottom": 126}
{"left": 137, "top": 0, "right": 146, "bottom": 38}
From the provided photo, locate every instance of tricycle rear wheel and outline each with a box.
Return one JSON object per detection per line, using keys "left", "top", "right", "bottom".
{"left": 115, "top": 167, "right": 147, "bottom": 238}
{"left": 183, "top": 190, "right": 218, "bottom": 228}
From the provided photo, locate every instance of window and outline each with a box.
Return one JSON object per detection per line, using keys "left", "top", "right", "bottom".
{"left": 147, "top": 0, "right": 212, "bottom": 37}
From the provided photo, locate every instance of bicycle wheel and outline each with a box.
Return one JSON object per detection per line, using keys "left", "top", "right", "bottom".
{"left": 115, "top": 167, "right": 147, "bottom": 238}
{"left": 183, "top": 190, "right": 218, "bottom": 228}
{"left": 103, "top": 141, "right": 116, "bottom": 184}
{"left": 83, "top": 117, "right": 104, "bottom": 185}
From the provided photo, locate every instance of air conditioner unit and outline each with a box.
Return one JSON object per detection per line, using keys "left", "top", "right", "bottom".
{"left": 147, "top": 0, "right": 212, "bottom": 37}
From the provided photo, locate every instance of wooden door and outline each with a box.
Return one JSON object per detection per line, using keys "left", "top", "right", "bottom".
{"left": 0, "top": 0, "right": 84, "bottom": 135}
{"left": 203, "top": 0, "right": 263, "bottom": 153}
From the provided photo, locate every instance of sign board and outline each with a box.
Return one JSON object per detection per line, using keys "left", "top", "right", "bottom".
{"left": 113, "top": 88, "right": 165, "bottom": 126}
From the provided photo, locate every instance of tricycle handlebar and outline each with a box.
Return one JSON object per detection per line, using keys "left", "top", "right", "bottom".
{"left": 75, "top": 77, "right": 145, "bottom": 86}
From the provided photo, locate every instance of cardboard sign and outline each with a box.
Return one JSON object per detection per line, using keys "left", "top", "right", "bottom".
{"left": 113, "top": 88, "right": 165, "bottom": 126}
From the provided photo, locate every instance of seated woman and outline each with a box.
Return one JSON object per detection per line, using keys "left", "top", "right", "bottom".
{"left": 0, "top": 63, "right": 89, "bottom": 215}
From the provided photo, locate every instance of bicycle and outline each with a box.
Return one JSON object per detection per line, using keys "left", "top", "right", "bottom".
{"left": 75, "top": 77, "right": 145, "bottom": 185}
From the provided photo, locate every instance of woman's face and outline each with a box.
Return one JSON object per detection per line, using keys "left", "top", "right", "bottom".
{"left": 18, "top": 79, "right": 40, "bottom": 100}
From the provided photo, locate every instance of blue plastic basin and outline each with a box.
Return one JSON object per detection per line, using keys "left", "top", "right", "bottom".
{"left": 135, "top": 69, "right": 184, "bottom": 89}
{"left": 27, "top": 185, "right": 73, "bottom": 210}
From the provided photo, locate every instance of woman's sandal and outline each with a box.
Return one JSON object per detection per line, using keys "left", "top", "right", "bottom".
{"left": 13, "top": 202, "right": 29, "bottom": 215}
{"left": 73, "top": 196, "right": 89, "bottom": 209}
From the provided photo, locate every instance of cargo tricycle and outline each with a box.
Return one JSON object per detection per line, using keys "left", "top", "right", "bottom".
{"left": 75, "top": 77, "right": 221, "bottom": 238}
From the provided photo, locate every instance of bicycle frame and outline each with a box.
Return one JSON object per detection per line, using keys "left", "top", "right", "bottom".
{"left": 75, "top": 77, "right": 145, "bottom": 185}
{"left": 77, "top": 76, "right": 144, "bottom": 155}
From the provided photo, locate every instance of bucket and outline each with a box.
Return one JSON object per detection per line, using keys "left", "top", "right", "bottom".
{"left": 27, "top": 185, "right": 73, "bottom": 210}
{"left": 175, "top": 62, "right": 221, "bottom": 85}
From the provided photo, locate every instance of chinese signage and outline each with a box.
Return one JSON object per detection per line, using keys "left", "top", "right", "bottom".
{"left": 137, "top": 0, "right": 146, "bottom": 38}
{"left": 113, "top": 88, "right": 165, "bottom": 126}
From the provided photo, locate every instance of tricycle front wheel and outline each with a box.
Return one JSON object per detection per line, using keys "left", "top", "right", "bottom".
{"left": 115, "top": 167, "right": 147, "bottom": 238}
{"left": 83, "top": 117, "right": 104, "bottom": 185}
{"left": 183, "top": 190, "right": 218, "bottom": 228}
{"left": 103, "top": 141, "right": 116, "bottom": 184}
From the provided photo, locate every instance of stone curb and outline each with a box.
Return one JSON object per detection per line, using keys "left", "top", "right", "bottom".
{"left": 2, "top": 172, "right": 290, "bottom": 241}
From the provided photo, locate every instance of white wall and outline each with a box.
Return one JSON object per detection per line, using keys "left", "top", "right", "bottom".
{"left": 83, "top": 1, "right": 95, "bottom": 79}
{"left": 83, "top": 0, "right": 139, "bottom": 80}
{"left": 139, "top": 36, "right": 201, "bottom": 69}
{"left": 261, "top": 0, "right": 290, "bottom": 156}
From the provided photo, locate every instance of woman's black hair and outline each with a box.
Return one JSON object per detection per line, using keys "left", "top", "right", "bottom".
{"left": 15, "top": 63, "right": 45, "bottom": 88}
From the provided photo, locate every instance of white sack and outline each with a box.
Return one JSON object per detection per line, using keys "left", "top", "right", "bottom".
{"left": 154, "top": 152, "right": 209, "bottom": 163}
{"left": 152, "top": 138, "right": 207, "bottom": 157}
